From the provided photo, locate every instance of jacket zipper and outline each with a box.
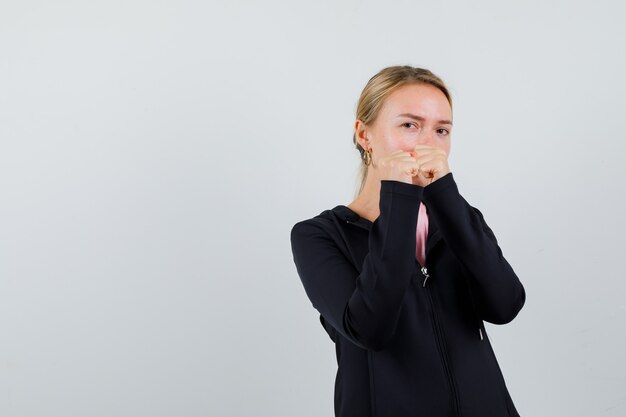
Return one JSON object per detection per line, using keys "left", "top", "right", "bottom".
{"left": 422, "top": 266, "right": 461, "bottom": 416}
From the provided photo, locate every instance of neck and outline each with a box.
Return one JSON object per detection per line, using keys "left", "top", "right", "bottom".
{"left": 348, "top": 169, "right": 381, "bottom": 223}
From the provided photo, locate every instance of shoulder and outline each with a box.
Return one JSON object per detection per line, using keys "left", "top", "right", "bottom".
{"left": 291, "top": 208, "right": 336, "bottom": 241}
{"left": 291, "top": 204, "right": 358, "bottom": 243}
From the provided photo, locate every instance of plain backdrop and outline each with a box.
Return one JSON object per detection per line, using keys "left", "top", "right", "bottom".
{"left": 1, "top": 1, "right": 625, "bottom": 416}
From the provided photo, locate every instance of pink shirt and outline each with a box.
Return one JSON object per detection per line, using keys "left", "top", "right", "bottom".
{"left": 416, "top": 202, "right": 428, "bottom": 266}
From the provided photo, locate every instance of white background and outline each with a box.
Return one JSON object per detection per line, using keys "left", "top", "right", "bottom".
{"left": 1, "top": 1, "right": 625, "bottom": 416}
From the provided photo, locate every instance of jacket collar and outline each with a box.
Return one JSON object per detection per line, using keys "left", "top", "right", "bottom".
{"left": 332, "top": 205, "right": 371, "bottom": 230}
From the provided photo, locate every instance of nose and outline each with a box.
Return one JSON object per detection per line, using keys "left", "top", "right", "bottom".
{"left": 417, "top": 130, "right": 436, "bottom": 147}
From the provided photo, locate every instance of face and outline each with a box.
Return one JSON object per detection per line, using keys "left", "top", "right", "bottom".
{"left": 355, "top": 83, "right": 453, "bottom": 159}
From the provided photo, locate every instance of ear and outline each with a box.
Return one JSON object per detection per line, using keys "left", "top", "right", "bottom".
{"left": 354, "top": 119, "right": 370, "bottom": 149}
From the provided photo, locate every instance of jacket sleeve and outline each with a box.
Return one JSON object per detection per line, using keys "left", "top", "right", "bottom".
{"left": 290, "top": 180, "right": 423, "bottom": 351}
{"left": 422, "top": 172, "right": 526, "bottom": 324}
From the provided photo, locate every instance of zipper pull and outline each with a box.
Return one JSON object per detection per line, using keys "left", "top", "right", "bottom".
{"left": 421, "top": 266, "right": 429, "bottom": 287}
{"left": 479, "top": 328, "right": 484, "bottom": 341}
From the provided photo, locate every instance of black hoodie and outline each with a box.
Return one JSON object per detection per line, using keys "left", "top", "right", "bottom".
{"left": 290, "top": 172, "right": 526, "bottom": 417}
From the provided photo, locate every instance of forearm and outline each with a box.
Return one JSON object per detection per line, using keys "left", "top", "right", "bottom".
{"left": 344, "top": 180, "right": 423, "bottom": 349}
{"left": 423, "top": 173, "right": 526, "bottom": 324}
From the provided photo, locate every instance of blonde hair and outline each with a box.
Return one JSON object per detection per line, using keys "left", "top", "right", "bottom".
{"left": 353, "top": 65, "right": 452, "bottom": 196}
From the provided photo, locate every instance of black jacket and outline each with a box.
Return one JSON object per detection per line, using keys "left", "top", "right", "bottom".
{"left": 290, "top": 172, "right": 526, "bottom": 417}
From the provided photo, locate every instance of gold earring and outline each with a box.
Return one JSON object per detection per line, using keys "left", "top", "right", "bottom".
{"left": 365, "top": 148, "right": 372, "bottom": 166}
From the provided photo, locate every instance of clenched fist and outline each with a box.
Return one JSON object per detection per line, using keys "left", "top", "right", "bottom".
{"left": 371, "top": 145, "right": 450, "bottom": 187}
{"left": 374, "top": 150, "right": 421, "bottom": 185}
{"left": 409, "top": 145, "right": 450, "bottom": 187}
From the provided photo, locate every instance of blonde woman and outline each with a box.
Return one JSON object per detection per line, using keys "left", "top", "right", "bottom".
{"left": 290, "top": 65, "right": 526, "bottom": 417}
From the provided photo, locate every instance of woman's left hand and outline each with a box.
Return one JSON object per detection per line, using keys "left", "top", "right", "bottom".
{"left": 410, "top": 145, "right": 450, "bottom": 187}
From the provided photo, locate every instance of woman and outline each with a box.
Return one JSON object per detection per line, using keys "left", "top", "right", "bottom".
{"left": 290, "top": 65, "right": 526, "bottom": 417}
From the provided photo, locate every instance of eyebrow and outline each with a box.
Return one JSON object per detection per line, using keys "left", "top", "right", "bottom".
{"left": 396, "top": 113, "right": 453, "bottom": 126}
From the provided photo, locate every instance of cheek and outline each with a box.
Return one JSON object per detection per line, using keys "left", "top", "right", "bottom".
{"left": 376, "top": 134, "right": 402, "bottom": 154}
{"left": 387, "top": 133, "right": 416, "bottom": 152}
{"left": 440, "top": 143, "right": 451, "bottom": 158}
{"left": 376, "top": 127, "right": 417, "bottom": 153}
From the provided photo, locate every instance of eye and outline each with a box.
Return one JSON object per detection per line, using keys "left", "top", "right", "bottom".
{"left": 437, "top": 128, "right": 450, "bottom": 136}
{"left": 402, "top": 122, "right": 419, "bottom": 129}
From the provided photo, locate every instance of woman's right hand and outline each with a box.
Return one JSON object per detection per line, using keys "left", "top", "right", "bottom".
{"left": 373, "top": 150, "right": 420, "bottom": 184}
